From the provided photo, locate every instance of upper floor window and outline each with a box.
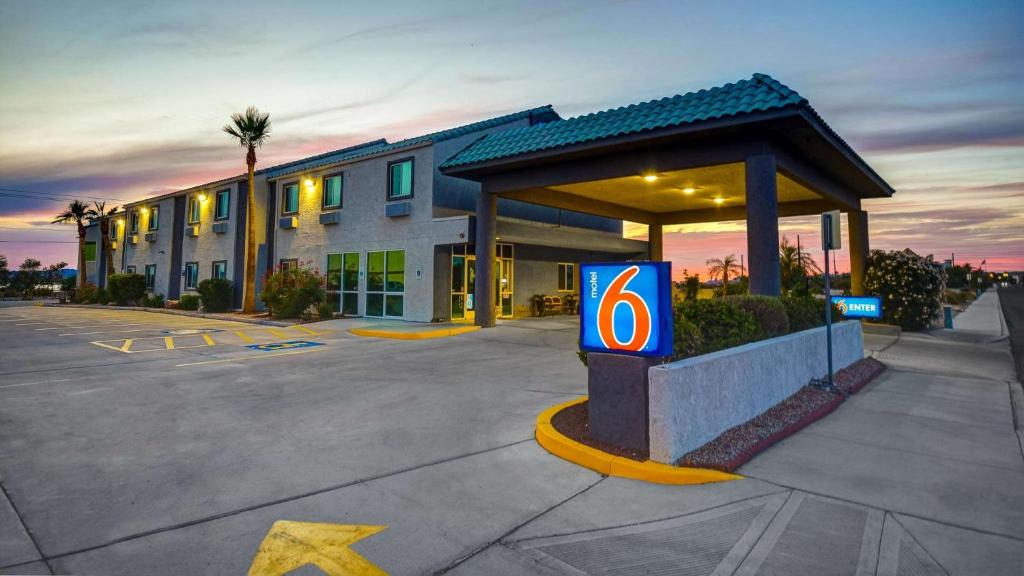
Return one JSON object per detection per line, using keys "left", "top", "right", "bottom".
{"left": 282, "top": 183, "right": 299, "bottom": 215}
{"left": 215, "top": 189, "right": 230, "bottom": 221}
{"left": 129, "top": 211, "right": 139, "bottom": 234}
{"left": 148, "top": 205, "right": 160, "bottom": 231}
{"left": 188, "top": 195, "right": 201, "bottom": 224}
{"left": 387, "top": 158, "right": 413, "bottom": 200}
{"left": 323, "top": 174, "right": 342, "bottom": 209}
{"left": 109, "top": 219, "right": 118, "bottom": 239}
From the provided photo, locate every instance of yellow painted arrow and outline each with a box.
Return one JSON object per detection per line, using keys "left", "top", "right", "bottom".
{"left": 248, "top": 521, "right": 388, "bottom": 576}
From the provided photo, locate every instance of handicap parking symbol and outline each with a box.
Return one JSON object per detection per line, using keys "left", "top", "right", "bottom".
{"left": 247, "top": 340, "right": 324, "bottom": 352}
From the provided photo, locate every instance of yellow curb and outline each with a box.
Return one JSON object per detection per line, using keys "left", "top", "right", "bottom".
{"left": 536, "top": 397, "right": 741, "bottom": 485}
{"left": 349, "top": 325, "right": 481, "bottom": 340}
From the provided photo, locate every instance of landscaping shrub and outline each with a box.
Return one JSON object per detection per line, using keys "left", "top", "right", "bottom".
{"left": 178, "top": 294, "right": 200, "bottom": 310}
{"left": 107, "top": 273, "right": 146, "bottom": 305}
{"left": 943, "top": 289, "right": 973, "bottom": 306}
{"left": 726, "top": 295, "right": 789, "bottom": 338}
{"left": 144, "top": 293, "right": 165, "bottom": 308}
{"left": 92, "top": 287, "right": 109, "bottom": 305}
{"left": 674, "top": 299, "right": 759, "bottom": 359}
{"left": 197, "top": 278, "right": 233, "bottom": 313}
{"left": 864, "top": 249, "right": 945, "bottom": 331}
{"left": 260, "top": 262, "right": 325, "bottom": 319}
{"left": 316, "top": 300, "right": 334, "bottom": 321}
{"left": 781, "top": 294, "right": 825, "bottom": 332}
{"left": 74, "top": 282, "right": 98, "bottom": 304}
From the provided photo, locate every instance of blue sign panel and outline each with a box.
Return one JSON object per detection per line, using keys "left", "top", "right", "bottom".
{"left": 831, "top": 296, "right": 882, "bottom": 319}
{"left": 247, "top": 340, "right": 324, "bottom": 352}
{"left": 579, "top": 262, "right": 673, "bottom": 357}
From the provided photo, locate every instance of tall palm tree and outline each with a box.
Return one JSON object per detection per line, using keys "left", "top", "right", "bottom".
{"left": 52, "top": 200, "right": 97, "bottom": 287}
{"left": 224, "top": 106, "right": 271, "bottom": 313}
{"left": 779, "top": 235, "right": 821, "bottom": 294}
{"left": 92, "top": 201, "right": 119, "bottom": 287}
{"left": 706, "top": 254, "right": 742, "bottom": 298}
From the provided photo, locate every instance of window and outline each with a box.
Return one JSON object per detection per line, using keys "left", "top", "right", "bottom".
{"left": 342, "top": 252, "right": 359, "bottom": 316}
{"left": 83, "top": 242, "right": 97, "bottom": 262}
{"left": 279, "top": 258, "right": 298, "bottom": 273}
{"left": 188, "top": 195, "right": 201, "bottom": 224}
{"left": 558, "top": 263, "right": 576, "bottom": 292}
{"left": 215, "top": 189, "right": 230, "bottom": 221}
{"left": 322, "top": 174, "right": 342, "bottom": 209}
{"left": 148, "top": 205, "right": 160, "bottom": 231}
{"left": 184, "top": 262, "right": 199, "bottom": 290}
{"left": 326, "top": 254, "right": 342, "bottom": 314}
{"left": 127, "top": 265, "right": 136, "bottom": 274}
{"left": 387, "top": 158, "right": 413, "bottom": 200}
{"left": 109, "top": 220, "right": 118, "bottom": 240}
{"left": 129, "top": 211, "right": 139, "bottom": 234}
{"left": 281, "top": 183, "right": 299, "bottom": 215}
{"left": 144, "top": 264, "right": 156, "bottom": 289}
{"left": 212, "top": 260, "right": 227, "bottom": 280}
{"left": 366, "top": 250, "right": 404, "bottom": 317}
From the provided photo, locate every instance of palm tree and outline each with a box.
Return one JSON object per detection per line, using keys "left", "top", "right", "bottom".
{"left": 52, "top": 200, "right": 97, "bottom": 287}
{"left": 706, "top": 254, "right": 742, "bottom": 297}
{"left": 224, "top": 106, "right": 271, "bottom": 313}
{"left": 92, "top": 201, "right": 119, "bottom": 287}
{"left": 779, "top": 235, "right": 821, "bottom": 294}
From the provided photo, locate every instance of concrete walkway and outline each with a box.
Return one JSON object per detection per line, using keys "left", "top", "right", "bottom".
{"left": 953, "top": 288, "right": 1007, "bottom": 336}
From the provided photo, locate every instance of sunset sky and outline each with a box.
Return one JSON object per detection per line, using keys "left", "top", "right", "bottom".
{"left": 1, "top": 0, "right": 1022, "bottom": 277}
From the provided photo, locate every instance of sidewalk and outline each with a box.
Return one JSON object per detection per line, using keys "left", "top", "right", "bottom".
{"left": 953, "top": 288, "right": 1007, "bottom": 336}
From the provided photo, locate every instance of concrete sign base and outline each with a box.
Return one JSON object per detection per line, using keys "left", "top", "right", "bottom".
{"left": 587, "top": 352, "right": 662, "bottom": 452}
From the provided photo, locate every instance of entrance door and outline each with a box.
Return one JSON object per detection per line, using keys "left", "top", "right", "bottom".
{"left": 451, "top": 252, "right": 476, "bottom": 321}
{"left": 496, "top": 243, "right": 514, "bottom": 319}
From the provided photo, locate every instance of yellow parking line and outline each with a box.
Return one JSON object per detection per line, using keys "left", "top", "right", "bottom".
{"left": 235, "top": 330, "right": 255, "bottom": 343}
{"left": 202, "top": 334, "right": 215, "bottom": 346}
{"left": 120, "top": 339, "right": 134, "bottom": 352}
{"left": 175, "top": 347, "right": 327, "bottom": 367}
{"left": 291, "top": 325, "right": 318, "bottom": 335}
{"left": 164, "top": 336, "right": 175, "bottom": 350}
{"left": 267, "top": 329, "right": 289, "bottom": 338}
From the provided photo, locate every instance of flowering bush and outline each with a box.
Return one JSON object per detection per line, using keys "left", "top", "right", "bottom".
{"left": 260, "top": 260, "right": 326, "bottom": 319}
{"left": 864, "top": 249, "right": 945, "bottom": 331}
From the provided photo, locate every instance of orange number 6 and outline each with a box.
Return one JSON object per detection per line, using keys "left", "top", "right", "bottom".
{"left": 596, "top": 266, "right": 652, "bottom": 351}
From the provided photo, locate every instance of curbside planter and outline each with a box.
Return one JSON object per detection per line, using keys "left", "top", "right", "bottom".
{"left": 648, "top": 321, "right": 863, "bottom": 464}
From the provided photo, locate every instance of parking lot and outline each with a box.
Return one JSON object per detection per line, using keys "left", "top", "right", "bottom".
{"left": 1, "top": 303, "right": 1022, "bottom": 575}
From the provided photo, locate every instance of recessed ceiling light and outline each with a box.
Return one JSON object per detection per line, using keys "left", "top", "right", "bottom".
{"left": 713, "top": 197, "right": 725, "bottom": 205}
{"left": 682, "top": 187, "right": 696, "bottom": 195}
{"left": 643, "top": 174, "right": 658, "bottom": 182}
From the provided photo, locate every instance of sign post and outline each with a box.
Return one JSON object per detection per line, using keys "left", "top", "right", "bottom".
{"left": 819, "top": 211, "right": 841, "bottom": 391}
{"left": 579, "top": 262, "right": 672, "bottom": 452}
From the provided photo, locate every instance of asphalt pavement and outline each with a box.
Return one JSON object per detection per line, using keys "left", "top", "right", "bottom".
{"left": 998, "top": 285, "right": 1024, "bottom": 383}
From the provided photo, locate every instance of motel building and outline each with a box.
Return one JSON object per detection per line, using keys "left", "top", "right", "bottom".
{"left": 85, "top": 74, "right": 886, "bottom": 324}
{"left": 86, "top": 107, "right": 646, "bottom": 321}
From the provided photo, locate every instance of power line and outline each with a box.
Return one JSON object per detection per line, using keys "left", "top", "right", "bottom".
{"left": 0, "top": 187, "right": 123, "bottom": 202}
{"left": 0, "top": 226, "right": 73, "bottom": 232}
{"left": 0, "top": 240, "right": 80, "bottom": 244}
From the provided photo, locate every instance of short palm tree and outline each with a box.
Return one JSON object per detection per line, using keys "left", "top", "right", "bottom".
{"left": 92, "top": 201, "right": 119, "bottom": 287}
{"left": 706, "top": 254, "right": 742, "bottom": 297}
{"left": 52, "top": 200, "right": 97, "bottom": 287}
{"left": 224, "top": 106, "right": 271, "bottom": 313}
{"left": 779, "top": 235, "right": 820, "bottom": 294}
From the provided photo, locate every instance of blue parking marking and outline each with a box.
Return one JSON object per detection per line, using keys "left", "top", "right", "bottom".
{"left": 246, "top": 340, "right": 324, "bottom": 352}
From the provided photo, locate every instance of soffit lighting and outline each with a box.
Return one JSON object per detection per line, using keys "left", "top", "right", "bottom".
{"left": 643, "top": 174, "right": 658, "bottom": 182}
{"left": 682, "top": 187, "right": 696, "bottom": 195}
{"left": 713, "top": 197, "right": 725, "bottom": 205}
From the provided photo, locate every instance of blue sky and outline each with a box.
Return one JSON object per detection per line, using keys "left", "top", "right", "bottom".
{"left": 1, "top": 0, "right": 1022, "bottom": 273}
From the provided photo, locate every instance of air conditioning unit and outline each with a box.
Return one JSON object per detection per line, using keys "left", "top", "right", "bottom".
{"left": 319, "top": 211, "right": 341, "bottom": 226}
{"left": 186, "top": 225, "right": 199, "bottom": 237}
{"left": 279, "top": 216, "right": 298, "bottom": 229}
{"left": 144, "top": 232, "right": 158, "bottom": 243}
{"left": 129, "top": 235, "right": 139, "bottom": 245}
{"left": 110, "top": 241, "right": 118, "bottom": 251}
{"left": 211, "top": 222, "right": 229, "bottom": 234}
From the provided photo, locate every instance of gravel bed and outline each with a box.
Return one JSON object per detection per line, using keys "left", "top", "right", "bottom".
{"left": 547, "top": 358, "right": 886, "bottom": 471}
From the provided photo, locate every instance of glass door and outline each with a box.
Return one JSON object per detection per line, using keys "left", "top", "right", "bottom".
{"left": 496, "top": 243, "right": 514, "bottom": 318}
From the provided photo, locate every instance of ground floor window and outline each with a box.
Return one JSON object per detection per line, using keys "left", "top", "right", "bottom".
{"left": 366, "top": 250, "right": 404, "bottom": 317}
{"left": 144, "top": 264, "right": 156, "bottom": 290}
{"left": 558, "top": 262, "right": 576, "bottom": 292}
{"left": 326, "top": 253, "right": 343, "bottom": 314}
{"left": 184, "top": 262, "right": 199, "bottom": 290}
{"left": 83, "top": 241, "right": 97, "bottom": 262}
{"left": 127, "top": 265, "right": 136, "bottom": 274}
{"left": 342, "top": 252, "right": 359, "bottom": 316}
{"left": 212, "top": 260, "right": 227, "bottom": 280}
{"left": 278, "top": 258, "right": 298, "bottom": 273}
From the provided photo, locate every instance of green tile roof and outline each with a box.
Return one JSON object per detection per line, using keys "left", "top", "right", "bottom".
{"left": 265, "top": 105, "right": 557, "bottom": 179}
{"left": 440, "top": 73, "right": 809, "bottom": 169}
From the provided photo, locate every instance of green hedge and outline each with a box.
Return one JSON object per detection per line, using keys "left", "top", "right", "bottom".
{"left": 178, "top": 294, "right": 200, "bottom": 310}
{"left": 674, "top": 299, "right": 760, "bottom": 358}
{"left": 108, "top": 273, "right": 147, "bottom": 305}
{"left": 726, "top": 295, "right": 789, "bottom": 338}
{"left": 781, "top": 294, "right": 826, "bottom": 332}
{"left": 197, "top": 278, "right": 233, "bottom": 312}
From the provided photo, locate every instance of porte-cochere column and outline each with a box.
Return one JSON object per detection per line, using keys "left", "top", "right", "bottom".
{"left": 745, "top": 154, "right": 781, "bottom": 296}
{"left": 474, "top": 187, "right": 497, "bottom": 328}
{"left": 848, "top": 209, "right": 870, "bottom": 296}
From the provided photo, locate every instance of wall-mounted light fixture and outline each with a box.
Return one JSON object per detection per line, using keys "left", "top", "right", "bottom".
{"left": 303, "top": 178, "right": 315, "bottom": 189}
{"left": 198, "top": 193, "right": 207, "bottom": 202}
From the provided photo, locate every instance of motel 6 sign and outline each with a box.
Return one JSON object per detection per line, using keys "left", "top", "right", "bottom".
{"left": 579, "top": 262, "right": 673, "bottom": 357}
{"left": 831, "top": 296, "right": 883, "bottom": 320}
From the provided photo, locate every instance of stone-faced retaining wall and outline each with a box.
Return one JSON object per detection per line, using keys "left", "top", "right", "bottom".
{"left": 647, "top": 321, "right": 864, "bottom": 464}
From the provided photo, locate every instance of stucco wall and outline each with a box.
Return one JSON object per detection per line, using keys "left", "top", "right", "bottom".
{"left": 647, "top": 321, "right": 864, "bottom": 464}
{"left": 178, "top": 183, "right": 240, "bottom": 296}
{"left": 268, "top": 145, "right": 468, "bottom": 322}
{"left": 121, "top": 196, "right": 179, "bottom": 297}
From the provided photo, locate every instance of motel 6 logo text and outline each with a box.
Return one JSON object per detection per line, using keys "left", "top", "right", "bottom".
{"left": 579, "top": 262, "right": 673, "bottom": 357}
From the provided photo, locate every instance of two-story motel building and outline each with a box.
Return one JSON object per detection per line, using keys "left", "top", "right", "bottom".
{"left": 88, "top": 106, "right": 646, "bottom": 321}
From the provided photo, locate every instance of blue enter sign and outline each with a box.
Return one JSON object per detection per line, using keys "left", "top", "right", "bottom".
{"left": 831, "top": 296, "right": 882, "bottom": 319}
